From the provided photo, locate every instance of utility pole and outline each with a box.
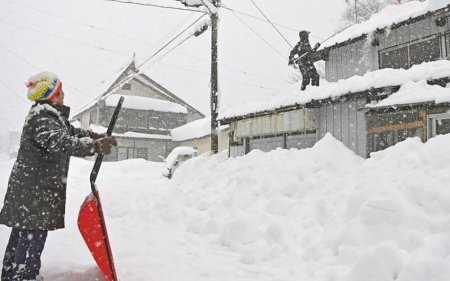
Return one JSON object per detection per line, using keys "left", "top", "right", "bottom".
{"left": 210, "top": 0, "right": 219, "bottom": 154}
{"left": 355, "top": 0, "right": 358, "bottom": 23}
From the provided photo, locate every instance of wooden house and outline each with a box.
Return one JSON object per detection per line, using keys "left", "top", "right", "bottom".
{"left": 71, "top": 61, "right": 205, "bottom": 161}
{"left": 220, "top": 1, "right": 450, "bottom": 158}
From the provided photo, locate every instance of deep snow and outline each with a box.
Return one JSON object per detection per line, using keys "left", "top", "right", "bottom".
{"left": 1, "top": 133, "right": 450, "bottom": 280}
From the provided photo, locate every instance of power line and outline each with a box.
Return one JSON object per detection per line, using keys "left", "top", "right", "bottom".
{"left": 73, "top": 14, "right": 205, "bottom": 115}
{"left": 248, "top": 0, "right": 292, "bottom": 48}
{"left": 227, "top": 9, "right": 287, "bottom": 59}
{"left": 174, "top": 51, "right": 289, "bottom": 85}
{"left": 157, "top": 62, "right": 277, "bottom": 91}
{"left": 219, "top": 4, "right": 325, "bottom": 40}
{"left": 144, "top": 12, "right": 197, "bottom": 59}
{"left": 3, "top": 0, "right": 158, "bottom": 47}
{"left": 136, "top": 14, "right": 206, "bottom": 69}
{"left": 104, "top": 0, "right": 206, "bottom": 13}
{"left": 0, "top": 20, "right": 132, "bottom": 57}
{"left": 0, "top": 76, "right": 29, "bottom": 105}
{"left": 0, "top": 44, "right": 97, "bottom": 100}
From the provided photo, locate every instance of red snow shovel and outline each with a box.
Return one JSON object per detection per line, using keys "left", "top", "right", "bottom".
{"left": 78, "top": 96, "right": 124, "bottom": 281}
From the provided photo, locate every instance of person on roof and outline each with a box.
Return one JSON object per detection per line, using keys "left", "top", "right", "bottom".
{"left": 0, "top": 72, "right": 117, "bottom": 281}
{"left": 289, "top": 30, "right": 321, "bottom": 91}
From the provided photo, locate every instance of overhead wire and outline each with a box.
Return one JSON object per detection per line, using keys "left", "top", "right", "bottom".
{"left": 226, "top": 9, "right": 287, "bottom": 59}
{"left": 0, "top": 44, "right": 98, "bottom": 100}
{"left": 143, "top": 12, "right": 197, "bottom": 59}
{"left": 3, "top": 0, "right": 158, "bottom": 47}
{"left": 248, "top": 0, "right": 292, "bottom": 48}
{"left": 0, "top": 76, "right": 29, "bottom": 105}
{"left": 219, "top": 4, "right": 325, "bottom": 40}
{"left": 157, "top": 62, "right": 277, "bottom": 91}
{"left": 104, "top": 0, "right": 206, "bottom": 13}
{"left": 73, "top": 13, "right": 206, "bottom": 114}
{"left": 0, "top": 20, "right": 132, "bottom": 57}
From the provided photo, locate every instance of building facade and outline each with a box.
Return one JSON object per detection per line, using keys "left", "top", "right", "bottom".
{"left": 71, "top": 61, "right": 205, "bottom": 161}
{"left": 221, "top": 2, "right": 450, "bottom": 158}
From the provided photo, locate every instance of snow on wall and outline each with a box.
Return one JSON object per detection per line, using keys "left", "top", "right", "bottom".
{"left": 105, "top": 94, "right": 187, "bottom": 113}
{"left": 219, "top": 60, "right": 450, "bottom": 119}
{"left": 321, "top": 0, "right": 450, "bottom": 49}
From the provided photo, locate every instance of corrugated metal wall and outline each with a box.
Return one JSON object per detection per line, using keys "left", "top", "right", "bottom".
{"left": 326, "top": 13, "right": 450, "bottom": 82}
{"left": 317, "top": 98, "right": 367, "bottom": 157}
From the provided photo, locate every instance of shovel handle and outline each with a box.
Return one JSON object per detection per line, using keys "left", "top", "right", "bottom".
{"left": 90, "top": 96, "right": 124, "bottom": 189}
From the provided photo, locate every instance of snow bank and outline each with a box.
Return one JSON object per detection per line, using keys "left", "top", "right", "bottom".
{"left": 220, "top": 60, "right": 450, "bottom": 119}
{"left": 321, "top": 0, "right": 450, "bottom": 49}
{"left": 1, "top": 133, "right": 450, "bottom": 280}
{"left": 105, "top": 94, "right": 187, "bottom": 113}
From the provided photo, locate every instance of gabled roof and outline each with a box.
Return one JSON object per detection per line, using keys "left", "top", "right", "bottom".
{"left": 321, "top": 0, "right": 450, "bottom": 50}
{"left": 71, "top": 61, "right": 205, "bottom": 119}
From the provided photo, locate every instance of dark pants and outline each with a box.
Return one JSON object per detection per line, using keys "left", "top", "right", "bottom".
{"left": 1, "top": 228, "right": 47, "bottom": 281}
{"left": 299, "top": 62, "right": 320, "bottom": 91}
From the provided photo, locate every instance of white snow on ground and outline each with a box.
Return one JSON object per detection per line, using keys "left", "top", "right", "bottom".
{"left": 321, "top": 0, "right": 450, "bottom": 49}
{"left": 220, "top": 60, "right": 450, "bottom": 119}
{"left": 2, "top": 133, "right": 450, "bottom": 280}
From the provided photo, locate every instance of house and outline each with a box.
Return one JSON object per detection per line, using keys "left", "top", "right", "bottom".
{"left": 71, "top": 61, "right": 205, "bottom": 161}
{"left": 220, "top": 0, "right": 450, "bottom": 158}
{"left": 170, "top": 117, "right": 230, "bottom": 155}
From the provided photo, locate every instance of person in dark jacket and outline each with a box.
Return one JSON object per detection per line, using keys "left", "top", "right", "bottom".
{"left": 0, "top": 72, "right": 117, "bottom": 281}
{"left": 289, "top": 30, "right": 321, "bottom": 91}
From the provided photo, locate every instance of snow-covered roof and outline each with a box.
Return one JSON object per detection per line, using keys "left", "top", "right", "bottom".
{"left": 368, "top": 80, "right": 450, "bottom": 108}
{"left": 321, "top": 0, "right": 450, "bottom": 49}
{"left": 219, "top": 60, "right": 450, "bottom": 120}
{"left": 171, "top": 117, "right": 229, "bottom": 141}
{"left": 84, "top": 123, "right": 172, "bottom": 140}
{"left": 105, "top": 94, "right": 187, "bottom": 113}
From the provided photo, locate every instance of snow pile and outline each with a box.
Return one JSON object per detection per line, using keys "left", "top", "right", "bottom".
{"left": 220, "top": 60, "right": 450, "bottom": 119}
{"left": 105, "top": 94, "right": 187, "bottom": 113}
{"left": 321, "top": 0, "right": 450, "bottom": 49}
{"left": 1, "top": 133, "right": 450, "bottom": 280}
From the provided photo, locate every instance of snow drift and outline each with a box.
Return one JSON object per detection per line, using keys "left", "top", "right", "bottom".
{"left": 1, "top": 133, "right": 450, "bottom": 280}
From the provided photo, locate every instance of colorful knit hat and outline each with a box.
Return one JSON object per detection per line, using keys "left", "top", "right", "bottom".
{"left": 26, "top": 72, "right": 62, "bottom": 102}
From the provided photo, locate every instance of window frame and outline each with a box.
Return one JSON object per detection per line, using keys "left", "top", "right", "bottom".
{"left": 427, "top": 112, "right": 450, "bottom": 139}
{"left": 379, "top": 34, "right": 443, "bottom": 70}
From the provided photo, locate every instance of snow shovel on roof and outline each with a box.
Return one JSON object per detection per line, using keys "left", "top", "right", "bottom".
{"left": 78, "top": 96, "right": 124, "bottom": 281}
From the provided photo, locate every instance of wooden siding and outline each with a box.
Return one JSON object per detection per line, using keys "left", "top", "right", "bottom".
{"left": 326, "top": 13, "right": 450, "bottom": 82}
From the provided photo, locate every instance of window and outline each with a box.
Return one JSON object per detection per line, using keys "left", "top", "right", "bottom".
{"left": 428, "top": 113, "right": 450, "bottom": 138}
{"left": 409, "top": 36, "right": 441, "bottom": 66}
{"left": 380, "top": 46, "right": 408, "bottom": 69}
{"left": 122, "top": 83, "right": 131, "bottom": 90}
{"left": 135, "top": 148, "right": 148, "bottom": 159}
{"left": 380, "top": 36, "right": 442, "bottom": 70}
{"left": 446, "top": 33, "right": 450, "bottom": 59}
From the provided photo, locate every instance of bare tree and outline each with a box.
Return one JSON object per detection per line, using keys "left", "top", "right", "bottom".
{"left": 343, "top": 0, "right": 425, "bottom": 25}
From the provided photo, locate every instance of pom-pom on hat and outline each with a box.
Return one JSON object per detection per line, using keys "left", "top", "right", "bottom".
{"left": 26, "top": 72, "right": 62, "bottom": 102}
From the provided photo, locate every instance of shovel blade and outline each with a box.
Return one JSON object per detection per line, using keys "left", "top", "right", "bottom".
{"left": 78, "top": 192, "right": 117, "bottom": 281}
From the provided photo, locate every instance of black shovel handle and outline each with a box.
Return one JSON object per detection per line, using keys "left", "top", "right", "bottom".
{"left": 90, "top": 96, "right": 124, "bottom": 189}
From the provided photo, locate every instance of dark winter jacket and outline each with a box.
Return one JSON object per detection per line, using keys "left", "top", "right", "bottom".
{"left": 0, "top": 102, "right": 95, "bottom": 230}
{"left": 289, "top": 40, "right": 317, "bottom": 66}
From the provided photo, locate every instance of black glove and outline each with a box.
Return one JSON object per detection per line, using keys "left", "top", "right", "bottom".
{"left": 95, "top": 137, "right": 117, "bottom": 155}
{"left": 313, "top": 43, "right": 321, "bottom": 50}
{"left": 90, "top": 131, "right": 107, "bottom": 140}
